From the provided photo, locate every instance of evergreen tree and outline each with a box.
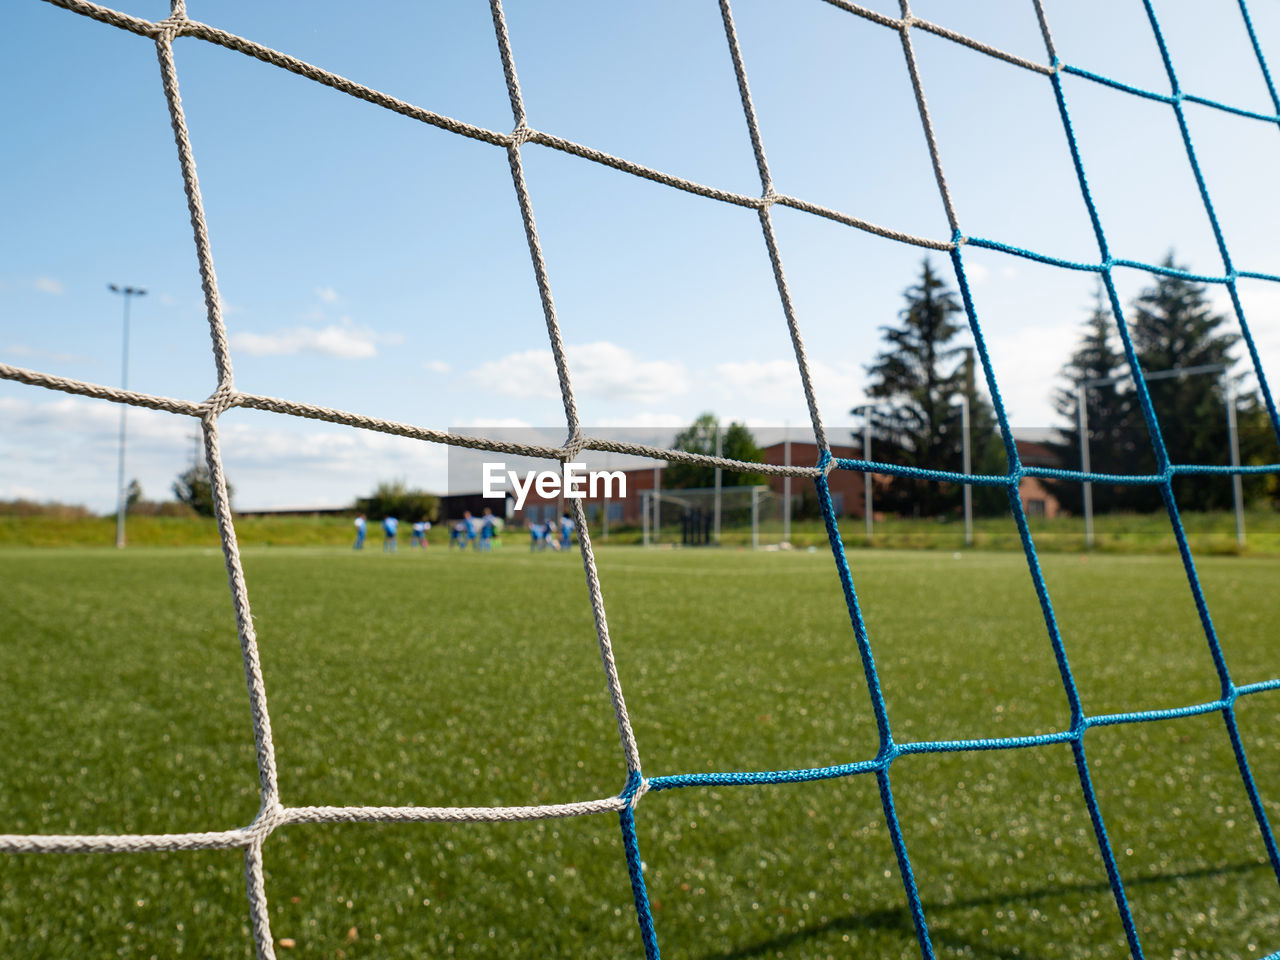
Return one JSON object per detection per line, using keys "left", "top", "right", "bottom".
{"left": 1047, "top": 256, "right": 1277, "bottom": 514}
{"left": 1044, "top": 283, "right": 1144, "bottom": 514}
{"left": 860, "top": 259, "right": 1003, "bottom": 517}
{"left": 1128, "top": 254, "right": 1240, "bottom": 511}
{"left": 665, "top": 413, "right": 766, "bottom": 489}
{"left": 958, "top": 348, "right": 1009, "bottom": 516}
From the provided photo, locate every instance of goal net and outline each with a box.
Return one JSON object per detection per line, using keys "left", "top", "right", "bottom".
{"left": 3, "top": 1, "right": 1280, "bottom": 958}
{"left": 641, "top": 485, "right": 786, "bottom": 549}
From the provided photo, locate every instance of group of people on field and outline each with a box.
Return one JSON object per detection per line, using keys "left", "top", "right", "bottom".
{"left": 351, "top": 513, "right": 433, "bottom": 552}
{"left": 447, "top": 509, "right": 503, "bottom": 551}
{"left": 527, "top": 513, "right": 575, "bottom": 552}
{"left": 352, "top": 507, "right": 576, "bottom": 554}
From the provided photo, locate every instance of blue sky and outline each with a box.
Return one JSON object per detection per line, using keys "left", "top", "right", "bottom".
{"left": 3, "top": 0, "right": 1279, "bottom": 511}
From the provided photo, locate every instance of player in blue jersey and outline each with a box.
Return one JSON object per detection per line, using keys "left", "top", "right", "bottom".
{"left": 529, "top": 518, "right": 549, "bottom": 552}
{"left": 352, "top": 513, "right": 367, "bottom": 550}
{"left": 382, "top": 515, "right": 399, "bottom": 553}
{"left": 559, "top": 512, "right": 575, "bottom": 550}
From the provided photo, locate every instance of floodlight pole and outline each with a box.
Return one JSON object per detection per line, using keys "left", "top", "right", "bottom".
{"left": 1078, "top": 384, "right": 1094, "bottom": 549}
{"left": 602, "top": 452, "right": 611, "bottom": 542}
{"left": 1225, "top": 374, "right": 1245, "bottom": 546}
{"left": 960, "top": 348, "right": 976, "bottom": 547}
{"left": 751, "top": 486, "right": 761, "bottom": 551}
{"left": 652, "top": 463, "right": 661, "bottom": 544}
{"left": 852, "top": 404, "right": 877, "bottom": 543}
{"left": 713, "top": 426, "right": 722, "bottom": 544}
{"left": 782, "top": 422, "right": 791, "bottom": 545}
{"left": 960, "top": 393, "right": 973, "bottom": 547}
{"left": 641, "top": 491, "right": 649, "bottom": 547}
{"left": 865, "top": 415, "right": 872, "bottom": 542}
{"left": 108, "top": 283, "right": 146, "bottom": 549}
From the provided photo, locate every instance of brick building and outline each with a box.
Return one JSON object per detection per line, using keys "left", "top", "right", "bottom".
{"left": 1012, "top": 436, "right": 1065, "bottom": 518}
{"left": 504, "top": 432, "right": 1063, "bottom": 528}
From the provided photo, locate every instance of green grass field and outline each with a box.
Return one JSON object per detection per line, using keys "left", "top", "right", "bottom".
{"left": 2, "top": 545, "right": 1278, "bottom": 958}
{"left": 4, "top": 507, "right": 1280, "bottom": 556}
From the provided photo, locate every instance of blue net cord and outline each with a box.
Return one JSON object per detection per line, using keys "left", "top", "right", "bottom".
{"left": 621, "top": 1, "right": 1280, "bottom": 957}
{"left": 619, "top": 799, "right": 661, "bottom": 960}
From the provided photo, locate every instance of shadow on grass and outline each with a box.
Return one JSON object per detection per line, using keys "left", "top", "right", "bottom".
{"left": 703, "top": 858, "right": 1274, "bottom": 960}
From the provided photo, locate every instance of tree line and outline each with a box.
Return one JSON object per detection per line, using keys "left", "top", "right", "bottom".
{"left": 858, "top": 255, "right": 1277, "bottom": 517}
{"left": 662, "top": 254, "right": 1276, "bottom": 519}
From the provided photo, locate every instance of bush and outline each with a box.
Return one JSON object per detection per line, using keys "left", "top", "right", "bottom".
{"left": 356, "top": 480, "right": 438, "bottom": 522}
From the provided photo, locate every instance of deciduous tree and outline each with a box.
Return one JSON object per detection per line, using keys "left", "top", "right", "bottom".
{"left": 665, "top": 413, "right": 767, "bottom": 489}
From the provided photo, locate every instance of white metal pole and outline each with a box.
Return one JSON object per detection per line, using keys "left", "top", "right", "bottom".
{"left": 114, "top": 295, "right": 131, "bottom": 549}
{"left": 864, "top": 408, "right": 873, "bottom": 543}
{"left": 1225, "top": 375, "right": 1245, "bottom": 547}
{"left": 782, "top": 423, "right": 791, "bottom": 545}
{"left": 751, "top": 487, "right": 760, "bottom": 551}
{"left": 109, "top": 285, "right": 145, "bottom": 549}
{"left": 602, "top": 452, "right": 611, "bottom": 541}
{"left": 653, "top": 463, "right": 661, "bottom": 544}
{"left": 961, "top": 393, "right": 972, "bottom": 547}
{"left": 1079, "top": 383, "right": 1094, "bottom": 549}
{"left": 713, "top": 425, "right": 722, "bottom": 544}
{"left": 641, "top": 491, "right": 649, "bottom": 547}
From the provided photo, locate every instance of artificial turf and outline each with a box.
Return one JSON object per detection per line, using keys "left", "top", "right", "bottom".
{"left": 1, "top": 544, "right": 1277, "bottom": 958}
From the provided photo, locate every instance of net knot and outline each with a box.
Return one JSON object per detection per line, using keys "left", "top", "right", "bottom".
{"left": 509, "top": 123, "right": 533, "bottom": 147}
{"left": 562, "top": 432, "right": 586, "bottom": 461}
{"left": 203, "top": 384, "right": 241, "bottom": 418}
{"left": 628, "top": 777, "right": 650, "bottom": 810}
{"left": 154, "top": 15, "right": 188, "bottom": 44}
{"left": 246, "top": 799, "right": 286, "bottom": 844}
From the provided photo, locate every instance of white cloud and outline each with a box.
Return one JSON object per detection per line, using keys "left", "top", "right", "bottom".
{"left": 712, "top": 358, "right": 864, "bottom": 418}
{"left": 573, "top": 342, "right": 686, "bottom": 403}
{"left": 983, "top": 320, "right": 1080, "bottom": 426}
{"left": 34, "top": 276, "right": 64, "bottom": 295}
{"left": 0, "top": 392, "right": 451, "bottom": 512}
{"left": 316, "top": 286, "right": 339, "bottom": 303}
{"left": 451, "top": 417, "right": 534, "bottom": 430}
{"left": 966, "top": 262, "right": 990, "bottom": 285}
{"left": 470, "top": 348, "right": 555, "bottom": 397}
{"left": 1184, "top": 281, "right": 1280, "bottom": 394}
{"left": 714, "top": 359, "right": 797, "bottom": 394}
{"left": 0, "top": 393, "right": 192, "bottom": 511}
{"left": 586, "top": 412, "right": 688, "bottom": 431}
{"left": 471, "top": 341, "right": 688, "bottom": 405}
{"left": 423, "top": 360, "right": 451, "bottom": 374}
{"left": 230, "top": 323, "right": 380, "bottom": 359}
{"left": 3, "top": 344, "right": 94, "bottom": 365}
